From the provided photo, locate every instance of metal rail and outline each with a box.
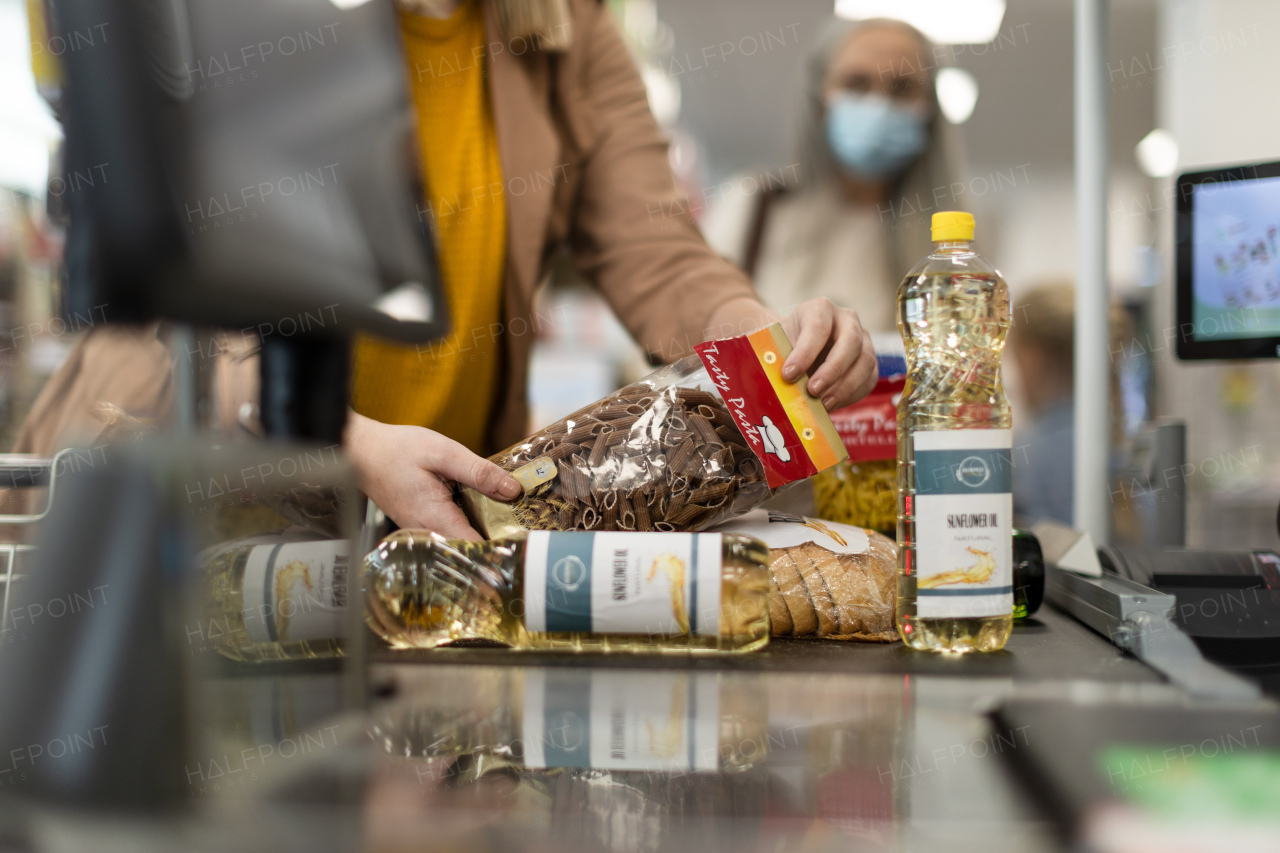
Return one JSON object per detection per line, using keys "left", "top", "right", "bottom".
{"left": 1046, "top": 565, "right": 1259, "bottom": 700}
{"left": 0, "top": 448, "right": 80, "bottom": 631}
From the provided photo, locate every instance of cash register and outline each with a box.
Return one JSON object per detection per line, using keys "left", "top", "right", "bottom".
{"left": 1157, "top": 159, "right": 1280, "bottom": 672}
{"left": 1050, "top": 159, "right": 1280, "bottom": 690}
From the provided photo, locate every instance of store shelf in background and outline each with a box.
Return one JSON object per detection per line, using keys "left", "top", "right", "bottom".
{"left": 525, "top": 286, "right": 641, "bottom": 432}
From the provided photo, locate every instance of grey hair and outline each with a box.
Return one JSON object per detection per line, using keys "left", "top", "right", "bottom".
{"left": 792, "top": 17, "right": 965, "bottom": 271}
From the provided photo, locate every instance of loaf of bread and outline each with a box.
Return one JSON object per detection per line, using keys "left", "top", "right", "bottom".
{"left": 713, "top": 510, "right": 898, "bottom": 642}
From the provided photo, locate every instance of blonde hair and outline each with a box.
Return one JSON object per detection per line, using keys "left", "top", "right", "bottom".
{"left": 495, "top": 0, "right": 572, "bottom": 50}
{"left": 395, "top": 0, "right": 572, "bottom": 50}
{"left": 1010, "top": 282, "right": 1077, "bottom": 372}
{"left": 1010, "top": 282, "right": 1132, "bottom": 374}
{"left": 1011, "top": 282, "right": 1133, "bottom": 442}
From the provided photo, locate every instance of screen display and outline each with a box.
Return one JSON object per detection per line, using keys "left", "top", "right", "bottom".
{"left": 1190, "top": 175, "right": 1280, "bottom": 342}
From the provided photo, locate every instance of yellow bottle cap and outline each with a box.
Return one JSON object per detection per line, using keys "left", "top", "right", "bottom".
{"left": 932, "top": 211, "right": 975, "bottom": 242}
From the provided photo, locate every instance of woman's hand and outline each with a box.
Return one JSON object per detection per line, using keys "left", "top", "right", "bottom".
{"left": 704, "top": 295, "right": 878, "bottom": 410}
{"left": 344, "top": 411, "right": 520, "bottom": 539}
{"left": 781, "top": 298, "right": 878, "bottom": 410}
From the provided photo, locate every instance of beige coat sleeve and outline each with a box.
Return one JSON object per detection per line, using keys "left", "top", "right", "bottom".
{"left": 9, "top": 323, "right": 174, "bottom": 456}
{"left": 563, "top": 0, "right": 759, "bottom": 363}
{"left": 8, "top": 324, "right": 259, "bottom": 458}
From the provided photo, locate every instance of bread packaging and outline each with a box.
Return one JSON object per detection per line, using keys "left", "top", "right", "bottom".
{"left": 713, "top": 508, "right": 898, "bottom": 642}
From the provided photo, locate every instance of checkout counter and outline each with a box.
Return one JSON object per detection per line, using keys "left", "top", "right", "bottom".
{"left": 176, "top": 606, "right": 1269, "bottom": 853}
{"left": 1, "top": 437, "right": 1275, "bottom": 853}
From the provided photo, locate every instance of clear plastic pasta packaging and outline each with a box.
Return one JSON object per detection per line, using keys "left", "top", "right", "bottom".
{"left": 812, "top": 341, "right": 905, "bottom": 538}
{"left": 461, "top": 323, "right": 849, "bottom": 539}
{"left": 713, "top": 509, "right": 899, "bottom": 642}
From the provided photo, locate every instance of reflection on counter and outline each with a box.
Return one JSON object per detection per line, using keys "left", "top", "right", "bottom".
{"left": 364, "top": 666, "right": 914, "bottom": 852}
{"left": 190, "top": 672, "right": 349, "bottom": 800}
{"left": 371, "top": 668, "right": 766, "bottom": 773}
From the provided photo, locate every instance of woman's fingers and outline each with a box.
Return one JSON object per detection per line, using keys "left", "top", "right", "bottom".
{"left": 781, "top": 299, "right": 877, "bottom": 409}
{"left": 344, "top": 414, "right": 518, "bottom": 537}
{"left": 820, "top": 328, "right": 878, "bottom": 410}
{"left": 425, "top": 434, "right": 521, "bottom": 500}
{"left": 781, "top": 299, "right": 834, "bottom": 382}
{"left": 402, "top": 466, "right": 485, "bottom": 540}
{"left": 806, "top": 309, "right": 867, "bottom": 403}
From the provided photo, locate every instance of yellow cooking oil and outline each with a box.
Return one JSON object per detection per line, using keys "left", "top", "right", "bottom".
{"left": 895, "top": 211, "right": 1014, "bottom": 653}
{"left": 364, "top": 530, "right": 771, "bottom": 653}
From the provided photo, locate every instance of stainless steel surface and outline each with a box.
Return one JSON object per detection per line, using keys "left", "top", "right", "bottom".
{"left": 1122, "top": 420, "right": 1189, "bottom": 547}
{"left": 184, "top": 652, "right": 1245, "bottom": 853}
{"left": 0, "top": 542, "right": 35, "bottom": 634}
{"left": 0, "top": 448, "right": 79, "bottom": 524}
{"left": 169, "top": 324, "right": 214, "bottom": 435}
{"left": 6, "top": 603, "right": 1273, "bottom": 853}
{"left": 0, "top": 455, "right": 55, "bottom": 489}
{"left": 358, "top": 664, "right": 1063, "bottom": 853}
{"left": 183, "top": 608, "right": 1269, "bottom": 853}
{"left": 0, "top": 449, "right": 78, "bottom": 632}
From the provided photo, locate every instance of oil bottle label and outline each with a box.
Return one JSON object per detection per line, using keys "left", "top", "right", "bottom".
{"left": 524, "top": 531, "right": 722, "bottom": 636}
{"left": 912, "top": 430, "right": 1013, "bottom": 618}
{"left": 242, "top": 540, "right": 350, "bottom": 644}
{"left": 522, "top": 670, "right": 720, "bottom": 771}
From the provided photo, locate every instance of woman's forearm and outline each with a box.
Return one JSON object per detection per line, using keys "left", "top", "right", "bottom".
{"left": 703, "top": 295, "right": 781, "bottom": 342}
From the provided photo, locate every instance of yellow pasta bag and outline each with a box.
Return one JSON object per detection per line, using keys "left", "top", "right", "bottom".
{"left": 813, "top": 346, "right": 904, "bottom": 537}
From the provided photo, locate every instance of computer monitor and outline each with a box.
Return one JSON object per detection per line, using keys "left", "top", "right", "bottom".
{"left": 1175, "top": 159, "right": 1280, "bottom": 360}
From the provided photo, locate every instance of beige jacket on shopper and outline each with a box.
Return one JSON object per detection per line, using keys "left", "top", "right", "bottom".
{"left": 13, "top": 0, "right": 755, "bottom": 458}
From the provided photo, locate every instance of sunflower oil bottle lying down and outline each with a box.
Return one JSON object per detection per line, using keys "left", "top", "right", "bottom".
{"left": 364, "top": 530, "right": 771, "bottom": 653}
{"left": 202, "top": 529, "right": 772, "bottom": 660}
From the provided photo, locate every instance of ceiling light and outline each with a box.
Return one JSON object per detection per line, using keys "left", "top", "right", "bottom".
{"left": 1135, "top": 129, "right": 1178, "bottom": 178}
{"left": 936, "top": 67, "right": 979, "bottom": 124}
{"left": 835, "top": 0, "right": 1007, "bottom": 45}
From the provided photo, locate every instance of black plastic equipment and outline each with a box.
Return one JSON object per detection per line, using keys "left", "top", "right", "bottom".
{"left": 1100, "top": 545, "right": 1280, "bottom": 669}
{"left": 57, "top": 0, "right": 448, "bottom": 345}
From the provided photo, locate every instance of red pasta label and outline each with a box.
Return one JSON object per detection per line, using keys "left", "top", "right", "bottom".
{"left": 828, "top": 376, "right": 904, "bottom": 463}
{"left": 694, "top": 324, "right": 847, "bottom": 489}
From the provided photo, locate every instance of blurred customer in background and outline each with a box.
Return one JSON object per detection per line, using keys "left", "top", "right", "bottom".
{"left": 1009, "top": 283, "right": 1076, "bottom": 526}
{"left": 1008, "top": 284, "right": 1130, "bottom": 527}
{"left": 704, "top": 17, "right": 962, "bottom": 334}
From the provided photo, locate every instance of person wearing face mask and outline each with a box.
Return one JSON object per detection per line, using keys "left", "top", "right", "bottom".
{"left": 704, "top": 18, "right": 963, "bottom": 334}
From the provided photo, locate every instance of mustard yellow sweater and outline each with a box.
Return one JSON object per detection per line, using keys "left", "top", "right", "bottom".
{"left": 350, "top": 0, "right": 507, "bottom": 454}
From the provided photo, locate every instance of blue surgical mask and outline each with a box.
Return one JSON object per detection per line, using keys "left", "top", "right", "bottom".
{"left": 824, "top": 92, "right": 928, "bottom": 180}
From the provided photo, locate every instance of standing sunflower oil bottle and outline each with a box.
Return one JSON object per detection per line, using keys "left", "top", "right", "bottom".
{"left": 896, "top": 211, "right": 1013, "bottom": 653}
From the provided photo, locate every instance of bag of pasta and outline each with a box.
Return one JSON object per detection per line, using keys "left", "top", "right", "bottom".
{"left": 712, "top": 509, "right": 898, "bottom": 641}
{"left": 461, "top": 323, "right": 849, "bottom": 538}
{"left": 812, "top": 341, "right": 905, "bottom": 537}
